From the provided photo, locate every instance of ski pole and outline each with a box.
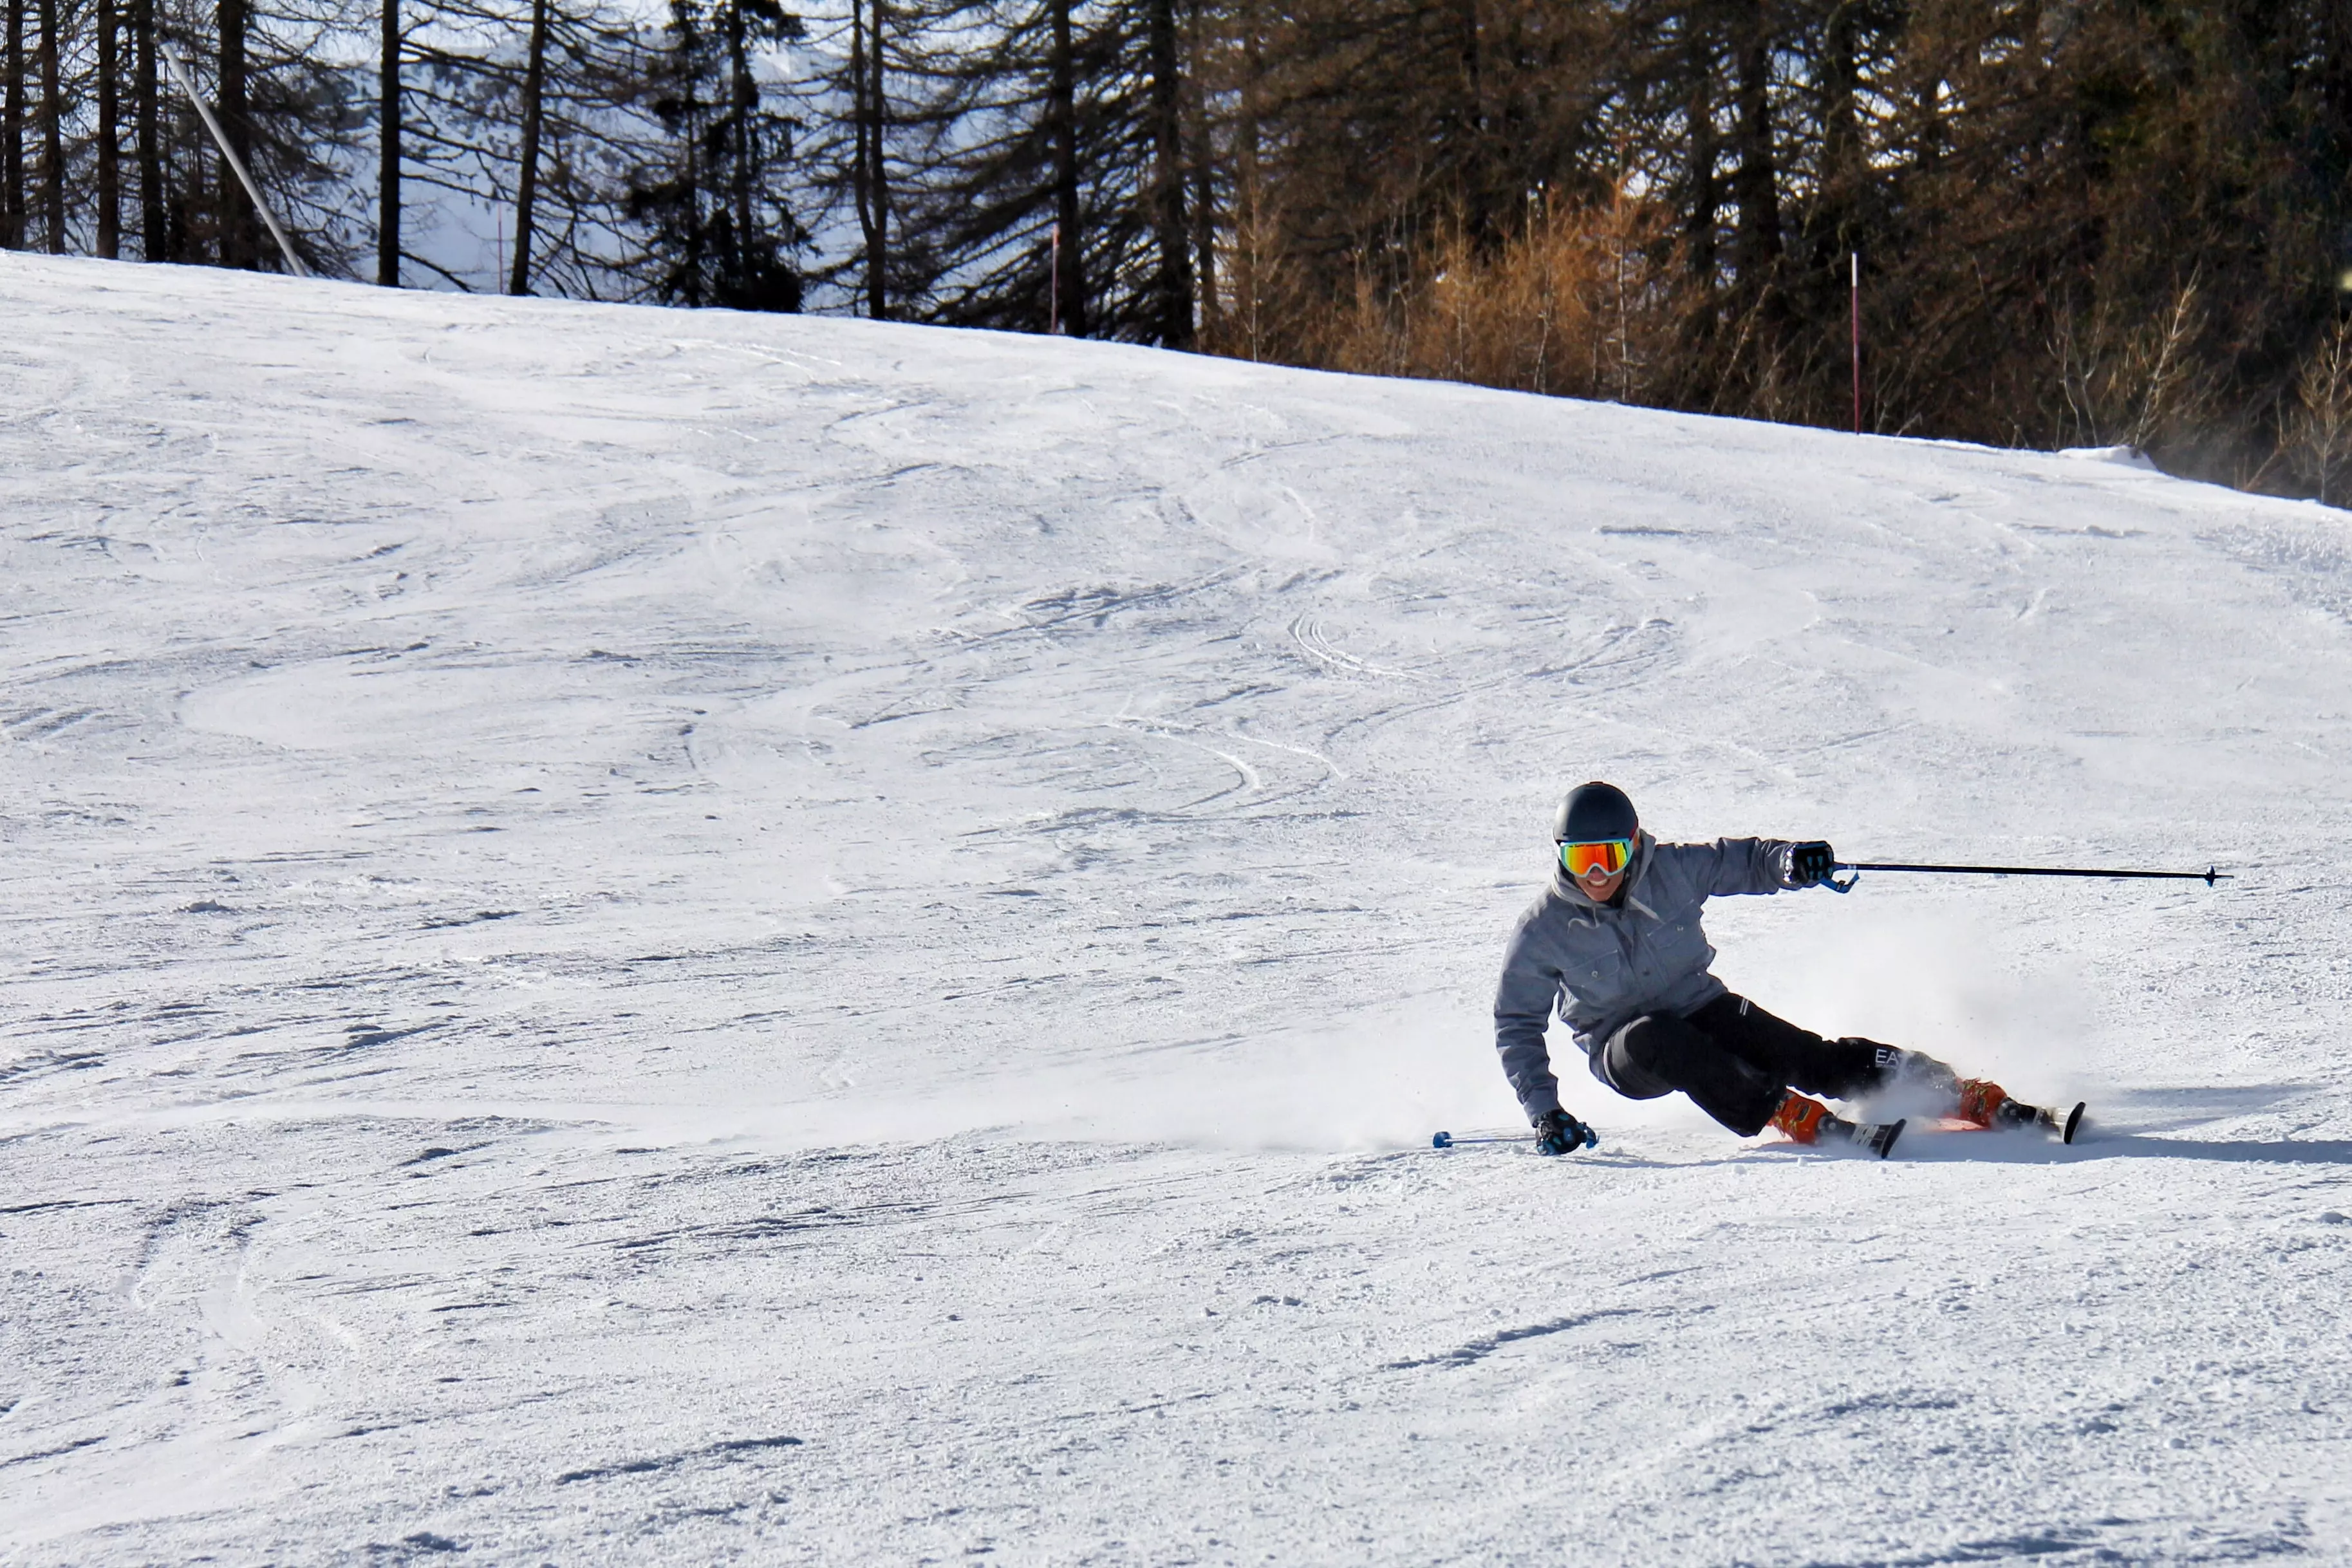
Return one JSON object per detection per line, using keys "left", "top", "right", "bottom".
{"left": 1430, "top": 1127, "right": 1600, "bottom": 1150}
{"left": 1430, "top": 1130, "right": 1533, "bottom": 1148}
{"left": 1827, "top": 861, "right": 2230, "bottom": 893}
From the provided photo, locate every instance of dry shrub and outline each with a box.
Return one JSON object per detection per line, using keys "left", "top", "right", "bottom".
{"left": 1208, "top": 190, "right": 1296, "bottom": 364}
{"left": 2049, "top": 272, "right": 2217, "bottom": 454}
{"left": 1281, "top": 189, "right": 1674, "bottom": 403}
{"left": 2289, "top": 313, "right": 2352, "bottom": 507}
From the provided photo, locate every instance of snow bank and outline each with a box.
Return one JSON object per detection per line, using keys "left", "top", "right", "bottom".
{"left": 5, "top": 252, "right": 2350, "bottom": 1563}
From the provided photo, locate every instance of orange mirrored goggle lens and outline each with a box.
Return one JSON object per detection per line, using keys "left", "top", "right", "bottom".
{"left": 1560, "top": 838, "right": 1632, "bottom": 878}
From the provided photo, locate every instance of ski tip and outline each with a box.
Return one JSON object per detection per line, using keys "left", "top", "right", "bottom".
{"left": 2061, "top": 1102, "right": 2086, "bottom": 1144}
{"left": 1874, "top": 1118, "right": 1907, "bottom": 1159}
{"left": 1431, "top": 1131, "right": 1453, "bottom": 1149}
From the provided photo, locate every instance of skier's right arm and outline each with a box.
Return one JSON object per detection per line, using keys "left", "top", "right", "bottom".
{"left": 1494, "top": 915, "right": 1564, "bottom": 1125}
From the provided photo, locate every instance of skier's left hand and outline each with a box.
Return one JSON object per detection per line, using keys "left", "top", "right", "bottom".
{"left": 1787, "top": 841, "right": 1836, "bottom": 887}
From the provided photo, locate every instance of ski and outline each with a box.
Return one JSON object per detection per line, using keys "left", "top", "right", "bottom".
{"left": 1836, "top": 1117, "right": 1905, "bottom": 1159}
{"left": 1948, "top": 1097, "right": 2087, "bottom": 1143}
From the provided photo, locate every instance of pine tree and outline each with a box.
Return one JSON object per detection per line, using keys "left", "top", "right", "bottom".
{"left": 626, "top": 0, "right": 804, "bottom": 310}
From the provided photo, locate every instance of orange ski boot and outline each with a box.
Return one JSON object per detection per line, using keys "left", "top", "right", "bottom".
{"left": 1769, "top": 1090, "right": 1907, "bottom": 1157}
{"left": 1955, "top": 1078, "right": 2075, "bottom": 1135}
{"left": 1954, "top": 1078, "right": 2012, "bottom": 1128}
{"left": 1768, "top": 1091, "right": 1835, "bottom": 1144}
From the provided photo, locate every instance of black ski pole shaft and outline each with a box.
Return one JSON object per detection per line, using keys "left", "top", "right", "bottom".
{"left": 1833, "top": 861, "right": 2229, "bottom": 884}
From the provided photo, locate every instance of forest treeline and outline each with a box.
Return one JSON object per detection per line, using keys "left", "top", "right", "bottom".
{"left": 9, "top": 1, "right": 2352, "bottom": 500}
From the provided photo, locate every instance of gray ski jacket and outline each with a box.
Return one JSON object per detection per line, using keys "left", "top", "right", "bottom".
{"left": 1493, "top": 832, "right": 1801, "bottom": 1121}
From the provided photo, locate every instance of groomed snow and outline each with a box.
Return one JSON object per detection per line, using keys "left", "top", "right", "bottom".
{"left": 4, "top": 252, "right": 2351, "bottom": 1564}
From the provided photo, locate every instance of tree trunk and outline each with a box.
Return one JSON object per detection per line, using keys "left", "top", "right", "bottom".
{"left": 1147, "top": 0, "right": 1188, "bottom": 346}
{"left": 1819, "top": 0, "right": 1858, "bottom": 200}
{"left": 727, "top": 0, "right": 751, "bottom": 292}
{"left": 1234, "top": 5, "right": 1258, "bottom": 356}
{"left": 1048, "top": 0, "right": 1082, "bottom": 336}
{"left": 1684, "top": 17, "right": 1716, "bottom": 286}
{"left": 1454, "top": 0, "right": 1480, "bottom": 226}
{"left": 135, "top": 0, "right": 160, "bottom": 259}
{"left": 98, "top": 0, "right": 118, "bottom": 257}
{"left": 37, "top": 0, "right": 58, "bottom": 252}
{"left": 1184, "top": 0, "right": 1215, "bottom": 344}
{"left": 218, "top": 0, "right": 253, "bottom": 268}
{"left": 1913, "top": 75, "right": 1942, "bottom": 178}
{"left": 1812, "top": 0, "right": 1860, "bottom": 275}
{"left": 380, "top": 0, "right": 400, "bottom": 285}
{"left": 866, "top": 0, "right": 885, "bottom": 317}
{"left": 2323, "top": 0, "right": 2352, "bottom": 165}
{"left": 1457, "top": 0, "right": 1479, "bottom": 123}
{"left": 1729, "top": 0, "right": 1780, "bottom": 285}
{"left": 849, "top": 0, "right": 873, "bottom": 312}
{"left": 509, "top": 0, "right": 548, "bottom": 294}
{"left": 5, "top": 0, "right": 23, "bottom": 250}
{"left": 680, "top": 21, "right": 701, "bottom": 308}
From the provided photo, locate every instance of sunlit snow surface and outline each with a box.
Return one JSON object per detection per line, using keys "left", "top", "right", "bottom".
{"left": 6, "top": 253, "right": 2352, "bottom": 1563}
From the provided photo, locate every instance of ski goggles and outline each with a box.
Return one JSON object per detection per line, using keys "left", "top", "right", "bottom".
{"left": 1559, "top": 837, "right": 1633, "bottom": 879}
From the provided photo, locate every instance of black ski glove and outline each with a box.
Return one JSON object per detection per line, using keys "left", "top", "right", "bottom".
{"left": 1533, "top": 1108, "right": 1598, "bottom": 1155}
{"left": 1787, "top": 841, "right": 1836, "bottom": 888}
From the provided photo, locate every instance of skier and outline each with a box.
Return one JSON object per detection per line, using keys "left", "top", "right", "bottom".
{"left": 1495, "top": 781, "right": 2052, "bottom": 1156}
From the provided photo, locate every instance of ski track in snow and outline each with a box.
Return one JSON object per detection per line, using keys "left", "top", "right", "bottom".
{"left": 4, "top": 253, "right": 2352, "bottom": 1563}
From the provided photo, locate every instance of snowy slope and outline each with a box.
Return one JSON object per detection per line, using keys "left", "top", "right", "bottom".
{"left": 4, "top": 251, "right": 2351, "bottom": 1565}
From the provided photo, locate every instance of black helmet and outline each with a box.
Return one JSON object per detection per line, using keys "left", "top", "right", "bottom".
{"left": 1552, "top": 781, "right": 1638, "bottom": 843}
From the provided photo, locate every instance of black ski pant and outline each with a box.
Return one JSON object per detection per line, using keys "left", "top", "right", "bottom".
{"left": 1596, "top": 993, "right": 1895, "bottom": 1137}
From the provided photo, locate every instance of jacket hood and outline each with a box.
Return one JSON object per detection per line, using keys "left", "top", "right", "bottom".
{"left": 1549, "top": 828, "right": 1657, "bottom": 917}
